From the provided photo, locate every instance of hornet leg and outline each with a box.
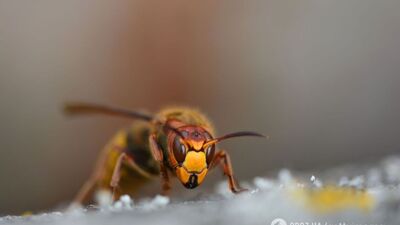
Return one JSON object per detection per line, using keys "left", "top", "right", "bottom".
{"left": 110, "top": 152, "right": 127, "bottom": 201}
{"left": 211, "top": 150, "right": 247, "bottom": 193}
{"left": 72, "top": 176, "right": 97, "bottom": 206}
{"left": 149, "top": 133, "right": 171, "bottom": 195}
{"left": 72, "top": 145, "right": 115, "bottom": 206}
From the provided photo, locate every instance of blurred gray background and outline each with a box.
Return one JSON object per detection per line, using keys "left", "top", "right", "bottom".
{"left": 1, "top": 0, "right": 400, "bottom": 214}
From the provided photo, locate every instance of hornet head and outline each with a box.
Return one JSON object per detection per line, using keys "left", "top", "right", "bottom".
{"left": 165, "top": 120, "right": 264, "bottom": 189}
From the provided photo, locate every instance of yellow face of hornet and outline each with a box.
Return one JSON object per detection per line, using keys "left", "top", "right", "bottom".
{"left": 168, "top": 126, "right": 215, "bottom": 189}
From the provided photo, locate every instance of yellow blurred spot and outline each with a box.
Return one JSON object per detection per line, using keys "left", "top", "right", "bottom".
{"left": 292, "top": 186, "right": 374, "bottom": 213}
{"left": 113, "top": 131, "right": 127, "bottom": 147}
{"left": 21, "top": 211, "right": 33, "bottom": 217}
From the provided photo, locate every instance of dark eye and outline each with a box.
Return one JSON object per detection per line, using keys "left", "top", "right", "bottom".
{"left": 205, "top": 144, "right": 215, "bottom": 165}
{"left": 173, "top": 136, "right": 187, "bottom": 164}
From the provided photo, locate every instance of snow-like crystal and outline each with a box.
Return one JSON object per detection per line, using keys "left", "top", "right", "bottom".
{"left": 253, "top": 177, "right": 275, "bottom": 190}
{"left": 278, "top": 169, "right": 293, "bottom": 186}
{"left": 310, "top": 175, "right": 323, "bottom": 188}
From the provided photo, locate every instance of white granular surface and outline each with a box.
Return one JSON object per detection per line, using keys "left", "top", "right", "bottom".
{"left": 1, "top": 155, "right": 400, "bottom": 225}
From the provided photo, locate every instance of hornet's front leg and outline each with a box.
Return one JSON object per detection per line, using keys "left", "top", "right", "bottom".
{"left": 211, "top": 150, "right": 247, "bottom": 193}
{"left": 110, "top": 148, "right": 154, "bottom": 201}
{"left": 110, "top": 152, "right": 127, "bottom": 200}
{"left": 149, "top": 133, "right": 171, "bottom": 196}
{"left": 73, "top": 144, "right": 125, "bottom": 206}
